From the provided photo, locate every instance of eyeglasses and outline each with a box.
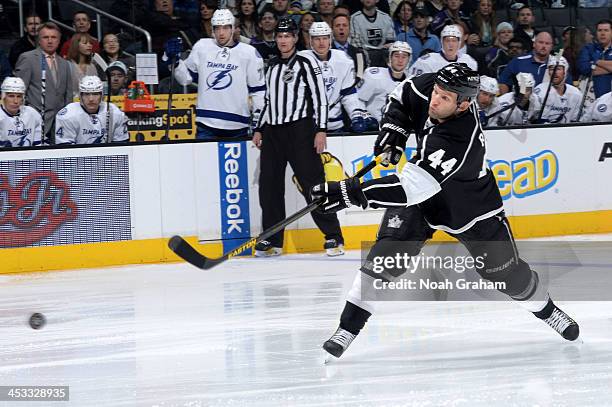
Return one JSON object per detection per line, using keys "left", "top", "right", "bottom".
{"left": 104, "top": 39, "right": 119, "bottom": 44}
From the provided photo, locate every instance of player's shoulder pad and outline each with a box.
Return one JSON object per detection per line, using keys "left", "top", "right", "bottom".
{"left": 597, "top": 103, "right": 607, "bottom": 113}
{"left": 365, "top": 67, "right": 380, "bottom": 75}
{"left": 533, "top": 86, "right": 542, "bottom": 95}
{"left": 420, "top": 53, "right": 431, "bottom": 60}
{"left": 57, "top": 107, "right": 68, "bottom": 116}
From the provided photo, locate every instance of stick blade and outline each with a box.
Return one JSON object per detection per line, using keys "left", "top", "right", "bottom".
{"left": 168, "top": 235, "right": 207, "bottom": 269}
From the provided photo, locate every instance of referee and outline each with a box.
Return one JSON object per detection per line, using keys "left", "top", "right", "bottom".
{"left": 252, "top": 17, "right": 345, "bottom": 258}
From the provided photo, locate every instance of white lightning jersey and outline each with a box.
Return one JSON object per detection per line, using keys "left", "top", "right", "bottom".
{"left": 409, "top": 52, "right": 478, "bottom": 78}
{"left": 357, "top": 67, "right": 405, "bottom": 122}
{"left": 298, "top": 49, "right": 364, "bottom": 131}
{"left": 174, "top": 39, "right": 265, "bottom": 130}
{"left": 581, "top": 92, "right": 612, "bottom": 122}
{"left": 0, "top": 105, "right": 42, "bottom": 147}
{"left": 55, "top": 102, "right": 129, "bottom": 144}
{"left": 532, "top": 82, "right": 582, "bottom": 123}
{"left": 490, "top": 92, "right": 539, "bottom": 126}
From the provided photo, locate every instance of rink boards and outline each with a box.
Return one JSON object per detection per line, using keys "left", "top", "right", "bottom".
{"left": 1, "top": 123, "right": 611, "bottom": 273}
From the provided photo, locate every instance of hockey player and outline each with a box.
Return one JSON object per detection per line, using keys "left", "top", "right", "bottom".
{"left": 409, "top": 25, "right": 477, "bottom": 77}
{"left": 357, "top": 41, "right": 412, "bottom": 122}
{"left": 310, "top": 63, "right": 580, "bottom": 360}
{"left": 54, "top": 76, "right": 128, "bottom": 144}
{"left": 167, "top": 9, "right": 265, "bottom": 139}
{"left": 492, "top": 72, "right": 538, "bottom": 126}
{"left": 581, "top": 89, "right": 612, "bottom": 122}
{"left": 475, "top": 75, "right": 499, "bottom": 126}
{"left": 0, "top": 77, "right": 42, "bottom": 147}
{"left": 532, "top": 56, "right": 582, "bottom": 124}
{"left": 299, "top": 22, "right": 375, "bottom": 133}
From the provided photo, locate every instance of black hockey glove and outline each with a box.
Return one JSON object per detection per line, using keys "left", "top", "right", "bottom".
{"left": 374, "top": 123, "right": 410, "bottom": 165}
{"left": 310, "top": 177, "right": 368, "bottom": 214}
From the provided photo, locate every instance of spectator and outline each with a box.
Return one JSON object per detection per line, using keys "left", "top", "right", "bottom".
{"left": 468, "top": 0, "right": 495, "bottom": 47}
{"left": 251, "top": 7, "right": 279, "bottom": 68}
{"left": 398, "top": 6, "right": 440, "bottom": 65}
{"left": 107, "top": 61, "right": 129, "bottom": 96}
{"left": 297, "top": 12, "right": 316, "bottom": 50}
{"left": 532, "top": 56, "right": 582, "bottom": 123}
{"left": 430, "top": 0, "right": 471, "bottom": 37}
{"left": 581, "top": 89, "right": 612, "bottom": 122}
{"left": 199, "top": 0, "right": 218, "bottom": 38}
{"left": 424, "top": 0, "right": 445, "bottom": 18}
{"left": 475, "top": 75, "right": 499, "bottom": 126}
{"left": 334, "top": 4, "right": 351, "bottom": 16}
{"left": 55, "top": 76, "right": 129, "bottom": 144}
{"left": 14, "top": 22, "right": 73, "bottom": 143}
{"left": 60, "top": 11, "right": 101, "bottom": 58}
{"left": 392, "top": 1, "right": 413, "bottom": 35}
{"left": 273, "top": 0, "right": 290, "bottom": 17}
{"left": 513, "top": 5, "right": 539, "bottom": 52}
{"left": 66, "top": 33, "right": 101, "bottom": 98}
{"left": 237, "top": 0, "right": 260, "bottom": 39}
{"left": 9, "top": 14, "right": 41, "bottom": 69}
{"left": 409, "top": 24, "right": 477, "bottom": 76}
{"left": 577, "top": 19, "right": 612, "bottom": 98}
{"left": 498, "top": 32, "right": 572, "bottom": 94}
{"left": 316, "top": 0, "right": 335, "bottom": 27}
{"left": 0, "top": 77, "right": 43, "bottom": 147}
{"left": 332, "top": 14, "right": 369, "bottom": 79}
{"left": 344, "top": 0, "right": 390, "bottom": 15}
{"left": 486, "top": 32, "right": 525, "bottom": 80}
{"left": 357, "top": 41, "right": 411, "bottom": 121}
{"left": 99, "top": 33, "right": 136, "bottom": 74}
{"left": 559, "top": 26, "right": 586, "bottom": 81}
{"left": 351, "top": 0, "right": 396, "bottom": 66}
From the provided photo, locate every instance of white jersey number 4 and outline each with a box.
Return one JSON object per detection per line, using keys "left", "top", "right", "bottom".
{"left": 428, "top": 149, "right": 457, "bottom": 176}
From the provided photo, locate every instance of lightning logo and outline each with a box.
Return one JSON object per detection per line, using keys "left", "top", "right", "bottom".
{"left": 205, "top": 69, "right": 233, "bottom": 91}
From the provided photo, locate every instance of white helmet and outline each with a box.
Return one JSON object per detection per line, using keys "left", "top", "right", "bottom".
{"left": 547, "top": 55, "right": 569, "bottom": 70}
{"left": 516, "top": 72, "right": 535, "bottom": 93}
{"left": 309, "top": 21, "right": 332, "bottom": 37}
{"left": 79, "top": 75, "right": 104, "bottom": 93}
{"left": 479, "top": 75, "right": 499, "bottom": 95}
{"left": 1, "top": 77, "right": 26, "bottom": 94}
{"left": 388, "top": 41, "right": 412, "bottom": 56}
{"left": 212, "top": 9, "right": 235, "bottom": 28}
{"left": 441, "top": 24, "right": 462, "bottom": 39}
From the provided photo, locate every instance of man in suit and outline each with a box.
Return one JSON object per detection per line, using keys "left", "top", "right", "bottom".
{"left": 332, "top": 14, "right": 369, "bottom": 81}
{"left": 14, "top": 22, "right": 73, "bottom": 144}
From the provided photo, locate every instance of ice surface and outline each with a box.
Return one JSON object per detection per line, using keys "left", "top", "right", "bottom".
{"left": 1, "top": 235, "right": 612, "bottom": 406}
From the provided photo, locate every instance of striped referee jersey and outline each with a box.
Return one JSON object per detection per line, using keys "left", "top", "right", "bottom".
{"left": 256, "top": 51, "right": 328, "bottom": 131}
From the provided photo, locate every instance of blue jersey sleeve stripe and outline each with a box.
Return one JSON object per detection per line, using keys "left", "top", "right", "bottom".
{"left": 248, "top": 85, "right": 266, "bottom": 93}
{"left": 196, "top": 109, "right": 251, "bottom": 124}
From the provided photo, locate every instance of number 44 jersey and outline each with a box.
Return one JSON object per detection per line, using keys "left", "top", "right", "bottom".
{"left": 381, "top": 73, "right": 503, "bottom": 234}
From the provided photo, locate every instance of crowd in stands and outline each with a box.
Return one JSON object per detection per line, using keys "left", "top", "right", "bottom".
{"left": 0, "top": 0, "right": 610, "bottom": 147}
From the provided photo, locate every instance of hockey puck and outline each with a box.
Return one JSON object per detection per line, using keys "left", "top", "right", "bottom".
{"left": 29, "top": 313, "right": 46, "bottom": 330}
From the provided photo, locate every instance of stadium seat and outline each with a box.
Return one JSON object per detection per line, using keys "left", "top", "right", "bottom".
{"left": 577, "top": 7, "right": 612, "bottom": 27}
{"left": 542, "top": 8, "right": 572, "bottom": 27}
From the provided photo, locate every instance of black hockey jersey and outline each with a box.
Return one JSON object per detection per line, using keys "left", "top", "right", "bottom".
{"left": 376, "top": 73, "right": 503, "bottom": 233}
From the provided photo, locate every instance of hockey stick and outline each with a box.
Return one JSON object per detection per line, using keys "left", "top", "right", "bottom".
{"left": 40, "top": 54, "right": 47, "bottom": 144}
{"left": 106, "top": 69, "right": 113, "bottom": 143}
{"left": 168, "top": 153, "right": 387, "bottom": 269}
{"left": 163, "top": 57, "right": 177, "bottom": 141}
{"left": 535, "top": 49, "right": 563, "bottom": 123}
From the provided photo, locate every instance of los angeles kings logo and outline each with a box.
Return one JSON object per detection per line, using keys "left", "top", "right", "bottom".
{"left": 0, "top": 171, "right": 77, "bottom": 247}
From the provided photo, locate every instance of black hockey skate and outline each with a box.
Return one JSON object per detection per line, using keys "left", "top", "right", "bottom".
{"left": 533, "top": 298, "right": 579, "bottom": 341}
{"left": 323, "top": 327, "right": 356, "bottom": 359}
